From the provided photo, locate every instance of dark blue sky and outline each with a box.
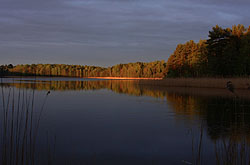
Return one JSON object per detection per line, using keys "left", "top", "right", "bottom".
{"left": 0, "top": 0, "right": 249, "bottom": 66}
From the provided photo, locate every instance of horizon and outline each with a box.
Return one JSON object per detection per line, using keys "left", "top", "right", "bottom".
{"left": 1, "top": 0, "right": 249, "bottom": 66}
{"left": 0, "top": 60, "right": 167, "bottom": 68}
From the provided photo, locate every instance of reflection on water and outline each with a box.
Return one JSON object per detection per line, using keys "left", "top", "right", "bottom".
{"left": 2, "top": 79, "right": 168, "bottom": 98}
{"left": 166, "top": 93, "right": 250, "bottom": 140}
{"left": 1, "top": 77, "right": 250, "bottom": 164}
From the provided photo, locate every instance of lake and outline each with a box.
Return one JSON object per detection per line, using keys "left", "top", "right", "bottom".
{"left": 1, "top": 77, "right": 250, "bottom": 165}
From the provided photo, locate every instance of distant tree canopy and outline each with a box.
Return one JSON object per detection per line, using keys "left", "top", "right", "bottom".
{"left": 3, "top": 61, "right": 167, "bottom": 78}
{"left": 0, "top": 64, "right": 13, "bottom": 77}
{"left": 166, "top": 24, "right": 250, "bottom": 77}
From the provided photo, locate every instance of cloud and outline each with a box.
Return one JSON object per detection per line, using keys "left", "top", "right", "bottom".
{"left": 0, "top": 0, "right": 249, "bottom": 66}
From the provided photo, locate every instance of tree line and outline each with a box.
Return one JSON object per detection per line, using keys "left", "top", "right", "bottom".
{"left": 0, "top": 61, "right": 167, "bottom": 78}
{"left": 0, "top": 64, "right": 13, "bottom": 77}
{"left": 1, "top": 24, "right": 249, "bottom": 78}
{"left": 166, "top": 24, "right": 250, "bottom": 77}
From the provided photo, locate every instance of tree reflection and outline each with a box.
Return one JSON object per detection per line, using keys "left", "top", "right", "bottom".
{"left": 1, "top": 79, "right": 250, "bottom": 164}
{"left": 2, "top": 79, "right": 250, "bottom": 142}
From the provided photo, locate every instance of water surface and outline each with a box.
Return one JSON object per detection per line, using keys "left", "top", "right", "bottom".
{"left": 1, "top": 77, "right": 250, "bottom": 165}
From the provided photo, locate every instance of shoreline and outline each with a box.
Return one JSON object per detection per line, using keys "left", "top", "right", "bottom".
{"left": 2, "top": 76, "right": 250, "bottom": 89}
{"left": 1, "top": 76, "right": 163, "bottom": 80}
{"left": 86, "top": 77, "right": 163, "bottom": 80}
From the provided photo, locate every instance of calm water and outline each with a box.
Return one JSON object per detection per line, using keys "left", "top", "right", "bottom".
{"left": 1, "top": 77, "right": 250, "bottom": 165}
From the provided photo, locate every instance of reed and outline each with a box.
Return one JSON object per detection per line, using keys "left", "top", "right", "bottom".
{"left": 190, "top": 123, "right": 204, "bottom": 165}
{"left": 190, "top": 123, "right": 250, "bottom": 165}
{"left": 214, "top": 137, "right": 250, "bottom": 165}
{"left": 0, "top": 78, "right": 53, "bottom": 165}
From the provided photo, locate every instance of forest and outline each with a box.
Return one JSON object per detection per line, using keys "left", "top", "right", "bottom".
{"left": 0, "top": 61, "right": 167, "bottom": 78}
{"left": 166, "top": 24, "right": 250, "bottom": 77}
{"left": 1, "top": 24, "right": 250, "bottom": 78}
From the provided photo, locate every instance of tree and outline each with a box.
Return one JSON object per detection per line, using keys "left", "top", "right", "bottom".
{"left": 206, "top": 25, "right": 231, "bottom": 76}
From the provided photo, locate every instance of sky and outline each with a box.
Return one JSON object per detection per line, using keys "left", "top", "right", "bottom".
{"left": 0, "top": 0, "right": 249, "bottom": 67}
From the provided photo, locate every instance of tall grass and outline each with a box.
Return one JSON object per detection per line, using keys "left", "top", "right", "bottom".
{"left": 190, "top": 123, "right": 250, "bottom": 165}
{"left": 0, "top": 78, "right": 54, "bottom": 165}
{"left": 214, "top": 137, "right": 250, "bottom": 165}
